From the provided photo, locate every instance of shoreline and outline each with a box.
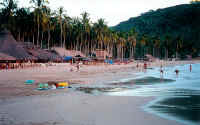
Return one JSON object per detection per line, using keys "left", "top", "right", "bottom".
{"left": 0, "top": 60, "right": 199, "bottom": 125}
{"left": 1, "top": 60, "right": 200, "bottom": 100}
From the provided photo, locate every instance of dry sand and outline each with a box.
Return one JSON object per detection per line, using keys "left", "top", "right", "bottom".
{"left": 0, "top": 60, "right": 199, "bottom": 125}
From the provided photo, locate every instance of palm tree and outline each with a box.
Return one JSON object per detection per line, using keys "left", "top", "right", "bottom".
{"left": 164, "top": 34, "right": 171, "bottom": 59}
{"left": 140, "top": 35, "right": 147, "bottom": 57}
{"left": 153, "top": 37, "right": 161, "bottom": 58}
{"left": 30, "top": 0, "right": 48, "bottom": 47}
{"left": 176, "top": 36, "right": 183, "bottom": 59}
{"left": 81, "top": 12, "right": 91, "bottom": 55}
{"left": 128, "top": 28, "right": 137, "bottom": 58}
{"left": 57, "top": 6, "right": 65, "bottom": 47}
{"left": 0, "top": 0, "right": 17, "bottom": 30}
{"left": 63, "top": 15, "right": 71, "bottom": 48}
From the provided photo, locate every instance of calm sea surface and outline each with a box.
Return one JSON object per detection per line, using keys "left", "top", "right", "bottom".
{"left": 106, "top": 63, "right": 200, "bottom": 125}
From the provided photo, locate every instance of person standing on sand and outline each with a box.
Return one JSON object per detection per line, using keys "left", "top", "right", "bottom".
{"left": 76, "top": 62, "right": 80, "bottom": 71}
{"left": 136, "top": 63, "right": 139, "bottom": 68}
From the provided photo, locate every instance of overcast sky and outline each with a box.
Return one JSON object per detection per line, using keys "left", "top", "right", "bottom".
{"left": 18, "top": 0, "right": 191, "bottom": 26}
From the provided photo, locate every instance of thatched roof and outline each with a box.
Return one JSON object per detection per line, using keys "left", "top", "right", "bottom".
{"left": 18, "top": 42, "right": 37, "bottom": 49}
{"left": 0, "top": 29, "right": 35, "bottom": 60}
{"left": 27, "top": 49, "right": 62, "bottom": 61}
{"left": 52, "top": 47, "right": 86, "bottom": 57}
{"left": 0, "top": 52, "right": 16, "bottom": 61}
{"left": 95, "top": 49, "right": 112, "bottom": 59}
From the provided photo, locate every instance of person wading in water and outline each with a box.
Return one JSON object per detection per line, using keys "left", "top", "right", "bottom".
{"left": 175, "top": 69, "right": 179, "bottom": 77}
{"left": 160, "top": 69, "right": 164, "bottom": 79}
{"left": 190, "top": 64, "right": 192, "bottom": 72}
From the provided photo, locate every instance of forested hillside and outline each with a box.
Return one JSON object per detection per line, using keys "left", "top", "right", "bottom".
{"left": 112, "top": 3, "right": 200, "bottom": 57}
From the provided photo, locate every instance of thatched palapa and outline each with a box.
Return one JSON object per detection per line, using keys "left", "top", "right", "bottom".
{"left": 0, "top": 52, "right": 16, "bottom": 61}
{"left": 27, "top": 49, "right": 62, "bottom": 61}
{"left": 0, "top": 29, "right": 35, "bottom": 60}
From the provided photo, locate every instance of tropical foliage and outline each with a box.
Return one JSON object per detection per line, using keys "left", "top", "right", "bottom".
{"left": 0, "top": 0, "right": 198, "bottom": 59}
{"left": 112, "top": 2, "right": 200, "bottom": 58}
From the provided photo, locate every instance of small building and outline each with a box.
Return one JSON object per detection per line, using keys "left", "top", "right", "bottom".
{"left": 94, "top": 49, "right": 112, "bottom": 60}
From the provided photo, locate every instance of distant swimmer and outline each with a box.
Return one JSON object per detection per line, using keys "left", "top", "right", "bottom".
{"left": 190, "top": 64, "right": 192, "bottom": 72}
{"left": 160, "top": 69, "right": 164, "bottom": 79}
{"left": 175, "top": 69, "right": 179, "bottom": 77}
{"left": 160, "top": 69, "right": 164, "bottom": 74}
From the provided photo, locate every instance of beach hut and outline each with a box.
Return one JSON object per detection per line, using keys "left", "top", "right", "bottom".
{"left": 0, "top": 29, "right": 34, "bottom": 60}
{"left": 18, "top": 42, "right": 62, "bottom": 62}
{"left": 0, "top": 52, "right": 16, "bottom": 61}
{"left": 26, "top": 49, "right": 62, "bottom": 62}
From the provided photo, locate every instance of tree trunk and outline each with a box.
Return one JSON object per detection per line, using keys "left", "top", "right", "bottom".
{"left": 63, "top": 33, "right": 66, "bottom": 48}
{"left": 17, "top": 31, "right": 20, "bottom": 41}
{"left": 60, "top": 21, "right": 62, "bottom": 47}
{"left": 37, "top": 18, "right": 40, "bottom": 47}
{"left": 22, "top": 32, "right": 25, "bottom": 42}
{"left": 33, "top": 34, "right": 35, "bottom": 45}
{"left": 41, "top": 32, "right": 43, "bottom": 49}
{"left": 48, "top": 29, "right": 50, "bottom": 50}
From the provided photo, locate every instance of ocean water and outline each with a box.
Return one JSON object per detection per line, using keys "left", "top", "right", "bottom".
{"left": 106, "top": 63, "right": 200, "bottom": 125}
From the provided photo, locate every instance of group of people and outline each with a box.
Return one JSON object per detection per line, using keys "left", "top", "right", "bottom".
{"left": 160, "top": 64, "right": 192, "bottom": 78}
{"left": 70, "top": 61, "right": 82, "bottom": 72}
{"left": 136, "top": 61, "right": 193, "bottom": 78}
{"left": 0, "top": 61, "right": 40, "bottom": 70}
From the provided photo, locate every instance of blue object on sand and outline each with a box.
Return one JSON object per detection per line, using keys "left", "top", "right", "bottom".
{"left": 104, "top": 60, "right": 108, "bottom": 63}
{"left": 64, "top": 56, "right": 73, "bottom": 61}
{"left": 37, "top": 88, "right": 49, "bottom": 90}
{"left": 109, "top": 60, "right": 113, "bottom": 64}
{"left": 25, "top": 80, "right": 35, "bottom": 85}
{"left": 57, "top": 86, "right": 65, "bottom": 89}
{"left": 37, "top": 83, "right": 49, "bottom": 90}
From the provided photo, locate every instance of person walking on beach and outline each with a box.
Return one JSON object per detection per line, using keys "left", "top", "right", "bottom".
{"left": 76, "top": 62, "right": 80, "bottom": 71}
{"left": 136, "top": 63, "right": 139, "bottom": 68}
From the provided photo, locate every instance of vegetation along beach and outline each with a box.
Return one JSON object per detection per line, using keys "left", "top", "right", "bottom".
{"left": 0, "top": 0, "right": 200, "bottom": 125}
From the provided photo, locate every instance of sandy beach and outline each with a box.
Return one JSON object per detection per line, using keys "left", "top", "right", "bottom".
{"left": 0, "top": 60, "right": 199, "bottom": 125}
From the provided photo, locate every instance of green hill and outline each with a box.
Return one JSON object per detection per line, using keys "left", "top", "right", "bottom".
{"left": 112, "top": 3, "right": 200, "bottom": 34}
{"left": 111, "top": 3, "right": 200, "bottom": 57}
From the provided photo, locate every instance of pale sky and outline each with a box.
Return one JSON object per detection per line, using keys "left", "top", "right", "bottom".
{"left": 18, "top": 0, "right": 191, "bottom": 26}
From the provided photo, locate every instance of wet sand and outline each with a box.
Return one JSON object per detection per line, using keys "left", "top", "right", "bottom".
{"left": 0, "top": 92, "right": 182, "bottom": 125}
{"left": 0, "top": 60, "right": 199, "bottom": 125}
